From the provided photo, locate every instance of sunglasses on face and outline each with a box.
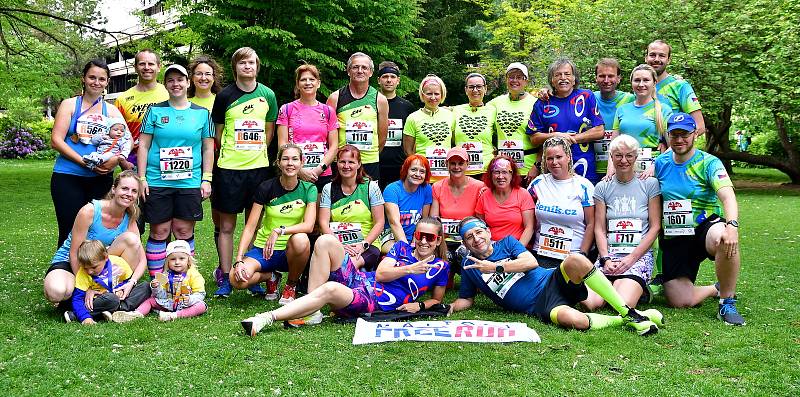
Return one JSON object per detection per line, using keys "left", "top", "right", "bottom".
{"left": 414, "top": 231, "right": 439, "bottom": 242}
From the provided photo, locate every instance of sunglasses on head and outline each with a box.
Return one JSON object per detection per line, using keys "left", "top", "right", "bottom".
{"left": 413, "top": 231, "right": 439, "bottom": 242}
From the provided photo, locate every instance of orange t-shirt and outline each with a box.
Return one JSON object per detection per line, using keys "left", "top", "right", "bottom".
{"left": 432, "top": 178, "right": 485, "bottom": 242}
{"left": 475, "top": 187, "right": 534, "bottom": 241}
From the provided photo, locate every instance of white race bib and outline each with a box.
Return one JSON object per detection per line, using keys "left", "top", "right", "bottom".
{"left": 330, "top": 222, "right": 365, "bottom": 245}
{"left": 461, "top": 142, "right": 484, "bottom": 171}
{"left": 441, "top": 218, "right": 461, "bottom": 242}
{"left": 480, "top": 265, "right": 525, "bottom": 299}
{"left": 425, "top": 146, "right": 449, "bottom": 177}
{"left": 663, "top": 199, "right": 694, "bottom": 236}
{"left": 299, "top": 141, "right": 326, "bottom": 168}
{"left": 537, "top": 223, "right": 574, "bottom": 259}
{"left": 498, "top": 140, "right": 524, "bottom": 169}
{"left": 234, "top": 119, "right": 265, "bottom": 151}
{"left": 345, "top": 120, "right": 374, "bottom": 150}
{"left": 607, "top": 218, "right": 643, "bottom": 254}
{"left": 76, "top": 114, "right": 107, "bottom": 144}
{"left": 159, "top": 146, "right": 193, "bottom": 180}
{"left": 593, "top": 130, "right": 613, "bottom": 162}
{"left": 635, "top": 148, "right": 655, "bottom": 172}
{"left": 386, "top": 118, "right": 403, "bottom": 147}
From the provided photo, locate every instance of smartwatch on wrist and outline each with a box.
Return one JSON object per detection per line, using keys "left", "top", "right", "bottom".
{"left": 726, "top": 220, "right": 739, "bottom": 228}
{"left": 495, "top": 264, "right": 505, "bottom": 273}
{"left": 599, "top": 256, "right": 612, "bottom": 267}
{"left": 320, "top": 163, "right": 328, "bottom": 172}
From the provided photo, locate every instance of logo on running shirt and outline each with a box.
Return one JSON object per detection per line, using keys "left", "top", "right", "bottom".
{"left": 303, "top": 143, "right": 321, "bottom": 151}
{"left": 279, "top": 204, "right": 293, "bottom": 213}
{"left": 432, "top": 148, "right": 446, "bottom": 156}
{"left": 126, "top": 95, "right": 134, "bottom": 101}
{"left": 548, "top": 226, "right": 565, "bottom": 235}
{"left": 462, "top": 143, "right": 476, "bottom": 150}
{"left": 337, "top": 222, "right": 352, "bottom": 230}
{"left": 502, "top": 140, "right": 518, "bottom": 148}
{"left": 667, "top": 201, "right": 683, "bottom": 210}
{"left": 161, "top": 116, "right": 169, "bottom": 124}
{"left": 243, "top": 104, "right": 254, "bottom": 114}
{"left": 542, "top": 105, "right": 560, "bottom": 118}
{"left": 167, "top": 148, "right": 185, "bottom": 156}
{"left": 351, "top": 109, "right": 362, "bottom": 117}
{"left": 351, "top": 121, "right": 369, "bottom": 130}
{"left": 342, "top": 203, "right": 353, "bottom": 214}
{"left": 240, "top": 120, "right": 259, "bottom": 128}
{"left": 615, "top": 220, "right": 634, "bottom": 229}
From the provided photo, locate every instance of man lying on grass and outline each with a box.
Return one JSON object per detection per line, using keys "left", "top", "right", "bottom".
{"left": 448, "top": 217, "right": 663, "bottom": 335}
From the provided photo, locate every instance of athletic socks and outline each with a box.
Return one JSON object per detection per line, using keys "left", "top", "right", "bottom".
{"left": 582, "top": 267, "right": 629, "bottom": 316}
{"left": 586, "top": 313, "right": 624, "bottom": 330}
{"left": 145, "top": 237, "right": 167, "bottom": 276}
{"left": 185, "top": 234, "right": 196, "bottom": 256}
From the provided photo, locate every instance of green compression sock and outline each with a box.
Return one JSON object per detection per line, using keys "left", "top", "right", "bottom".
{"left": 583, "top": 267, "right": 629, "bottom": 316}
{"left": 586, "top": 313, "right": 624, "bottom": 330}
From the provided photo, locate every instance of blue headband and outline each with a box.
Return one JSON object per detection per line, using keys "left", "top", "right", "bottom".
{"left": 460, "top": 219, "right": 488, "bottom": 240}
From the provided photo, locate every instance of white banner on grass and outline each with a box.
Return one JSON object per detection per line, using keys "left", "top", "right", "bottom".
{"left": 352, "top": 318, "right": 540, "bottom": 345}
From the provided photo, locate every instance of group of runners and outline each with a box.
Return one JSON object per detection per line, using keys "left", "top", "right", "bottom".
{"left": 43, "top": 39, "right": 745, "bottom": 336}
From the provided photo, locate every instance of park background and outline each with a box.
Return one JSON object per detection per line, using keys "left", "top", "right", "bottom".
{"left": 0, "top": 0, "right": 799, "bottom": 395}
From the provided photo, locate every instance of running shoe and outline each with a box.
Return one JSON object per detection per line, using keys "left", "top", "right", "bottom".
{"left": 265, "top": 272, "right": 282, "bottom": 301}
{"left": 637, "top": 308, "right": 665, "bottom": 327}
{"left": 648, "top": 274, "right": 664, "bottom": 297}
{"left": 63, "top": 311, "right": 77, "bottom": 323}
{"left": 248, "top": 282, "right": 266, "bottom": 296}
{"left": 286, "top": 310, "right": 323, "bottom": 327}
{"left": 718, "top": 297, "right": 746, "bottom": 326}
{"left": 214, "top": 278, "right": 233, "bottom": 298}
{"left": 279, "top": 283, "right": 296, "bottom": 305}
{"left": 623, "top": 309, "right": 659, "bottom": 336}
{"left": 112, "top": 311, "right": 144, "bottom": 323}
{"left": 159, "top": 311, "right": 178, "bottom": 322}
{"left": 241, "top": 313, "right": 274, "bottom": 336}
{"left": 101, "top": 311, "right": 113, "bottom": 322}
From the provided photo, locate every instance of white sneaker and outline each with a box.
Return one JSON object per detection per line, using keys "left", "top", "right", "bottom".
{"left": 159, "top": 311, "right": 178, "bottom": 322}
{"left": 101, "top": 311, "right": 114, "bottom": 322}
{"left": 286, "top": 310, "right": 323, "bottom": 327}
{"left": 112, "top": 311, "right": 144, "bottom": 323}
{"left": 241, "top": 312, "right": 274, "bottom": 336}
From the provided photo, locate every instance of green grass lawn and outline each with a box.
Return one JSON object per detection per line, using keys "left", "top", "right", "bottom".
{"left": 1, "top": 160, "right": 798, "bottom": 396}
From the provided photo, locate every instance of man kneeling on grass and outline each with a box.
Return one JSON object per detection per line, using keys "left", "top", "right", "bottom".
{"left": 448, "top": 217, "right": 663, "bottom": 335}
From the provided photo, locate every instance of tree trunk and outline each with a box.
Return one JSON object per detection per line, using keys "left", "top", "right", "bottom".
{"left": 705, "top": 104, "right": 734, "bottom": 173}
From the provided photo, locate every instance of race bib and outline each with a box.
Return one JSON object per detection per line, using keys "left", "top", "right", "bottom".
{"left": 593, "top": 130, "right": 613, "bottom": 163}
{"left": 498, "top": 140, "right": 524, "bottom": 169}
{"left": 663, "top": 199, "right": 694, "bottom": 236}
{"left": 386, "top": 118, "right": 403, "bottom": 147}
{"left": 330, "top": 222, "right": 365, "bottom": 245}
{"left": 300, "top": 141, "right": 326, "bottom": 168}
{"left": 76, "top": 114, "right": 107, "bottom": 144}
{"left": 537, "top": 223, "right": 574, "bottom": 260}
{"left": 480, "top": 265, "right": 525, "bottom": 299}
{"left": 345, "top": 120, "right": 374, "bottom": 150}
{"left": 425, "top": 146, "right": 449, "bottom": 177}
{"left": 159, "top": 146, "right": 193, "bottom": 180}
{"left": 461, "top": 142, "right": 484, "bottom": 171}
{"left": 607, "top": 218, "right": 643, "bottom": 254}
{"left": 635, "top": 148, "right": 655, "bottom": 172}
{"left": 441, "top": 218, "right": 461, "bottom": 242}
{"left": 234, "top": 119, "right": 265, "bottom": 151}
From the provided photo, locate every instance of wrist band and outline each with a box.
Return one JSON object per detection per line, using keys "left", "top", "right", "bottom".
{"left": 418, "top": 301, "right": 426, "bottom": 311}
{"left": 138, "top": 176, "right": 146, "bottom": 181}
{"left": 202, "top": 172, "right": 213, "bottom": 182}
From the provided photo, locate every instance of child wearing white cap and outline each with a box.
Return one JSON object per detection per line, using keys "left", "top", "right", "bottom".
{"left": 112, "top": 240, "right": 207, "bottom": 322}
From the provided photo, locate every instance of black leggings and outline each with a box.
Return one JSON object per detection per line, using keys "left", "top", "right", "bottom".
{"left": 50, "top": 172, "right": 113, "bottom": 248}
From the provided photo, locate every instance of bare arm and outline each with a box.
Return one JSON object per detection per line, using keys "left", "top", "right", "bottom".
{"left": 463, "top": 250, "right": 539, "bottom": 273}
{"left": 580, "top": 205, "right": 595, "bottom": 254}
{"left": 594, "top": 200, "right": 610, "bottom": 258}
{"left": 574, "top": 125, "right": 604, "bottom": 144}
{"left": 402, "top": 134, "right": 416, "bottom": 157}
{"left": 264, "top": 121, "right": 275, "bottom": 148}
{"left": 377, "top": 93, "right": 389, "bottom": 151}
{"left": 365, "top": 204, "right": 386, "bottom": 246}
{"left": 318, "top": 207, "right": 333, "bottom": 235}
{"left": 236, "top": 203, "right": 264, "bottom": 261}
{"left": 690, "top": 109, "right": 706, "bottom": 138}
{"left": 384, "top": 202, "right": 407, "bottom": 244}
{"left": 50, "top": 98, "right": 86, "bottom": 166}
{"left": 68, "top": 204, "right": 94, "bottom": 274}
{"left": 277, "top": 124, "right": 289, "bottom": 147}
{"left": 519, "top": 209, "right": 535, "bottom": 247}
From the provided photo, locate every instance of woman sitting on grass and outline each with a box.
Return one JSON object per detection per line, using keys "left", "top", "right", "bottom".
{"left": 44, "top": 170, "right": 146, "bottom": 315}
{"left": 241, "top": 216, "right": 450, "bottom": 335}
